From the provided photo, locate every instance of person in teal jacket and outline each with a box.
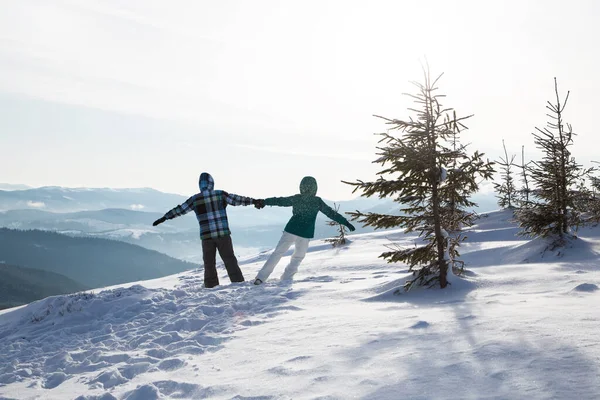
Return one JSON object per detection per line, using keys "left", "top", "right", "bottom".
{"left": 253, "top": 176, "right": 355, "bottom": 285}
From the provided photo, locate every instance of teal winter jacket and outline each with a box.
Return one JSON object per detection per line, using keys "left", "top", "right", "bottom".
{"left": 265, "top": 176, "right": 351, "bottom": 239}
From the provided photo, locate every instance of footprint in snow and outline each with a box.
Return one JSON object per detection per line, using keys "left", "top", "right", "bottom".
{"left": 301, "top": 275, "right": 334, "bottom": 282}
{"left": 286, "top": 355, "right": 312, "bottom": 363}
{"left": 157, "top": 358, "right": 186, "bottom": 371}
{"left": 42, "top": 371, "right": 68, "bottom": 389}
{"left": 88, "top": 369, "right": 127, "bottom": 390}
{"left": 118, "top": 362, "right": 153, "bottom": 380}
{"left": 153, "top": 380, "right": 212, "bottom": 398}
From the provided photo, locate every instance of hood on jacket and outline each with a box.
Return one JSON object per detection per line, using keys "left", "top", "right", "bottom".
{"left": 299, "top": 176, "right": 318, "bottom": 196}
{"left": 199, "top": 172, "right": 215, "bottom": 191}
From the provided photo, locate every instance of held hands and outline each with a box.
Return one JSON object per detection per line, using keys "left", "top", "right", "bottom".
{"left": 253, "top": 199, "right": 265, "bottom": 209}
{"left": 346, "top": 222, "right": 356, "bottom": 232}
{"left": 152, "top": 217, "right": 166, "bottom": 226}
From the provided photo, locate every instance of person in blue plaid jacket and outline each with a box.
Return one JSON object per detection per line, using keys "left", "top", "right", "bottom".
{"left": 153, "top": 172, "right": 261, "bottom": 288}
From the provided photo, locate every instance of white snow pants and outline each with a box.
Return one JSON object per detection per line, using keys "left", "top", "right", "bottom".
{"left": 255, "top": 231, "right": 310, "bottom": 282}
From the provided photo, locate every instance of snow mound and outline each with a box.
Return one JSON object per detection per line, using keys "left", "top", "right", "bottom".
{"left": 410, "top": 320, "right": 430, "bottom": 329}
{"left": 123, "top": 383, "right": 162, "bottom": 400}
{"left": 362, "top": 272, "right": 476, "bottom": 303}
{"left": 472, "top": 209, "right": 517, "bottom": 231}
{"left": 74, "top": 394, "right": 118, "bottom": 400}
{"left": 21, "top": 285, "right": 150, "bottom": 326}
{"left": 572, "top": 283, "right": 599, "bottom": 293}
{"left": 463, "top": 233, "right": 599, "bottom": 268}
{"left": 515, "top": 235, "right": 600, "bottom": 264}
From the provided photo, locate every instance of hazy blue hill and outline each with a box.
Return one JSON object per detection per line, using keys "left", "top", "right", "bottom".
{"left": 0, "top": 208, "right": 163, "bottom": 224}
{"left": 0, "top": 183, "right": 32, "bottom": 191}
{"left": 0, "top": 263, "right": 88, "bottom": 310}
{"left": 0, "top": 187, "right": 187, "bottom": 213}
{"left": 0, "top": 228, "right": 199, "bottom": 288}
{"left": 0, "top": 208, "right": 198, "bottom": 232}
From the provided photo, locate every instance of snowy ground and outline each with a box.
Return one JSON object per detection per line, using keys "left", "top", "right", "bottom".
{"left": 1, "top": 210, "right": 599, "bottom": 400}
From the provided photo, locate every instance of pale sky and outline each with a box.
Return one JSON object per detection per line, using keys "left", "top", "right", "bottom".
{"left": 1, "top": 0, "right": 599, "bottom": 200}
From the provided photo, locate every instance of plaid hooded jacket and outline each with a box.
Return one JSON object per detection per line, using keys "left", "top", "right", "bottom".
{"left": 162, "top": 172, "right": 253, "bottom": 240}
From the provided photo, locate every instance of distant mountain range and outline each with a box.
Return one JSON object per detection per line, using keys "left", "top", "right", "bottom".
{"left": 0, "top": 185, "right": 498, "bottom": 214}
{"left": 0, "top": 185, "right": 400, "bottom": 221}
{"left": 0, "top": 228, "right": 199, "bottom": 289}
{"left": 0, "top": 186, "right": 499, "bottom": 261}
{"left": 0, "top": 186, "right": 185, "bottom": 213}
{"left": 0, "top": 263, "right": 88, "bottom": 310}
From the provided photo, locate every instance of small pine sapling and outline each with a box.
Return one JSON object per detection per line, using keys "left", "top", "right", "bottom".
{"left": 493, "top": 140, "right": 517, "bottom": 209}
{"left": 515, "top": 78, "right": 592, "bottom": 247}
{"left": 516, "top": 145, "right": 532, "bottom": 207}
{"left": 324, "top": 203, "right": 348, "bottom": 247}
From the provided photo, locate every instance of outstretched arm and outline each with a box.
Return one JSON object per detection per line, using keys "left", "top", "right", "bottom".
{"left": 224, "top": 191, "right": 254, "bottom": 206}
{"left": 264, "top": 196, "right": 295, "bottom": 207}
{"left": 319, "top": 199, "right": 355, "bottom": 231}
{"left": 153, "top": 195, "right": 195, "bottom": 226}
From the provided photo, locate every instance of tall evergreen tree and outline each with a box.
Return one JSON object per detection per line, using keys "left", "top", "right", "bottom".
{"left": 493, "top": 140, "right": 517, "bottom": 209}
{"left": 516, "top": 78, "right": 591, "bottom": 244}
{"left": 344, "top": 68, "right": 494, "bottom": 290}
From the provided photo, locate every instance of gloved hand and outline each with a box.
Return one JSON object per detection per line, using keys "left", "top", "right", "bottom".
{"left": 152, "top": 217, "right": 166, "bottom": 226}
{"left": 253, "top": 199, "right": 265, "bottom": 209}
{"left": 347, "top": 222, "right": 356, "bottom": 232}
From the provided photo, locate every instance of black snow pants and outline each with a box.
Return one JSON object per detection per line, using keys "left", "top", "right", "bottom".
{"left": 201, "top": 235, "right": 245, "bottom": 288}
